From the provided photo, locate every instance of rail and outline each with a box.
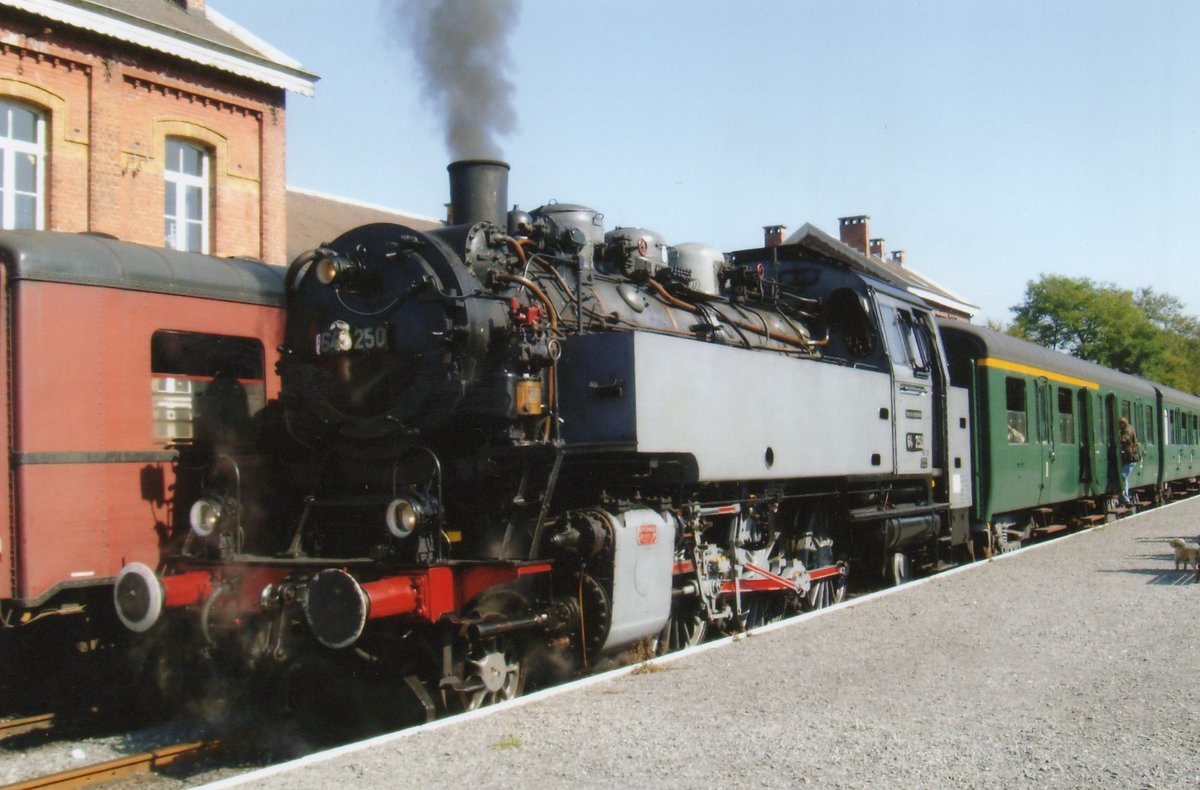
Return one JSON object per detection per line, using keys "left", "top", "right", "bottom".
{"left": 0, "top": 738, "right": 222, "bottom": 790}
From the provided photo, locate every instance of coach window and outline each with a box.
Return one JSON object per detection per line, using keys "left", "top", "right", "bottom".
{"left": 151, "top": 331, "right": 266, "bottom": 446}
{"left": 0, "top": 100, "right": 45, "bottom": 230}
{"left": 1057, "top": 387, "right": 1075, "bottom": 444}
{"left": 1144, "top": 404, "right": 1155, "bottom": 445}
{"left": 1005, "top": 377, "right": 1028, "bottom": 443}
{"left": 164, "top": 139, "right": 210, "bottom": 253}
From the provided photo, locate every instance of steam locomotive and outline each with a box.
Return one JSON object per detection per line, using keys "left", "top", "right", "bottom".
{"left": 111, "top": 160, "right": 1196, "bottom": 716}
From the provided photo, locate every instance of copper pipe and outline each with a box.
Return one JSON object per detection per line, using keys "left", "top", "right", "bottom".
{"left": 645, "top": 277, "right": 817, "bottom": 349}
{"left": 505, "top": 236, "right": 528, "bottom": 267}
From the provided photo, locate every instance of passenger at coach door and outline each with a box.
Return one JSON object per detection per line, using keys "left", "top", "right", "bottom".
{"left": 1118, "top": 416, "right": 1140, "bottom": 504}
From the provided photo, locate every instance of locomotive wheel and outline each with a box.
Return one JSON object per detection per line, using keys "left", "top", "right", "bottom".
{"left": 887, "top": 551, "right": 912, "bottom": 586}
{"left": 740, "top": 593, "right": 788, "bottom": 630}
{"left": 450, "top": 591, "right": 527, "bottom": 712}
{"left": 656, "top": 598, "right": 707, "bottom": 656}
{"left": 806, "top": 572, "right": 846, "bottom": 610}
{"left": 456, "top": 636, "right": 524, "bottom": 711}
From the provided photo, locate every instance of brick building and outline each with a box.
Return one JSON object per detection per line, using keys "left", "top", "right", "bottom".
{"left": 759, "top": 217, "right": 978, "bottom": 320}
{"left": 0, "top": 0, "right": 315, "bottom": 264}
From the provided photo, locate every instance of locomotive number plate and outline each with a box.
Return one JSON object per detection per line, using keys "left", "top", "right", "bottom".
{"left": 315, "top": 320, "right": 390, "bottom": 355}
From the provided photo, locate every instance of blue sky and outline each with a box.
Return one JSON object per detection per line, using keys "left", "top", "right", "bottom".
{"left": 214, "top": 0, "right": 1200, "bottom": 326}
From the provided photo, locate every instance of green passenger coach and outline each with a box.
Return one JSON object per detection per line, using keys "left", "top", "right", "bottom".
{"left": 1158, "top": 384, "right": 1200, "bottom": 494}
{"left": 937, "top": 320, "right": 1170, "bottom": 554}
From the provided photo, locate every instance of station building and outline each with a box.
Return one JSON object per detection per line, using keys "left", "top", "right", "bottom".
{"left": 0, "top": 1, "right": 972, "bottom": 323}
{"left": 0, "top": 0, "right": 315, "bottom": 264}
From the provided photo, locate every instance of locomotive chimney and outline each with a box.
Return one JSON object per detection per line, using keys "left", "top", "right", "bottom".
{"left": 763, "top": 224, "right": 786, "bottom": 247}
{"left": 838, "top": 215, "right": 870, "bottom": 255}
{"left": 447, "top": 159, "right": 510, "bottom": 227}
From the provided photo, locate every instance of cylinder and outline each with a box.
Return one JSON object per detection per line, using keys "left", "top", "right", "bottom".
{"left": 448, "top": 159, "right": 510, "bottom": 227}
{"left": 879, "top": 515, "right": 940, "bottom": 551}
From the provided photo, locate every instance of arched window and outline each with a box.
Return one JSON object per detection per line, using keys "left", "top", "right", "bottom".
{"left": 0, "top": 99, "right": 46, "bottom": 230}
{"left": 163, "top": 138, "right": 210, "bottom": 253}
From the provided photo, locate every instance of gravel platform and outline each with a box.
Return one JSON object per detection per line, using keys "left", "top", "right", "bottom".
{"left": 206, "top": 499, "right": 1200, "bottom": 790}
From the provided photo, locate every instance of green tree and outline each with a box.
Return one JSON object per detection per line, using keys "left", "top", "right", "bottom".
{"left": 1134, "top": 287, "right": 1200, "bottom": 392}
{"left": 1009, "top": 275, "right": 1168, "bottom": 377}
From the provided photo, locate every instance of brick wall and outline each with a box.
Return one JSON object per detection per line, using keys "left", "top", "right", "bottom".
{"left": 0, "top": 13, "right": 287, "bottom": 263}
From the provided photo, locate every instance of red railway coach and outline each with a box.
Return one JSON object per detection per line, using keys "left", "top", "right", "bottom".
{"left": 0, "top": 230, "right": 284, "bottom": 636}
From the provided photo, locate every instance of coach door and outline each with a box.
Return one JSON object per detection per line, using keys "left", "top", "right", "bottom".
{"left": 1034, "top": 378, "right": 1055, "bottom": 503}
{"left": 1077, "top": 389, "right": 1092, "bottom": 485}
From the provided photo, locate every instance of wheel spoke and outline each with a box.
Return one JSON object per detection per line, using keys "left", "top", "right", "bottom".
{"left": 658, "top": 600, "right": 708, "bottom": 655}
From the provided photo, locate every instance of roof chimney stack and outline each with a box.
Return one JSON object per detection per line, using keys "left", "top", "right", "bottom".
{"left": 763, "top": 225, "right": 786, "bottom": 248}
{"left": 891, "top": 250, "right": 905, "bottom": 266}
{"left": 869, "top": 238, "right": 885, "bottom": 259}
{"left": 177, "top": 0, "right": 206, "bottom": 13}
{"left": 838, "top": 215, "right": 869, "bottom": 255}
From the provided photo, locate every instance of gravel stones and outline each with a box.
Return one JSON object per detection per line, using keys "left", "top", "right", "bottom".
{"left": 212, "top": 499, "right": 1200, "bottom": 789}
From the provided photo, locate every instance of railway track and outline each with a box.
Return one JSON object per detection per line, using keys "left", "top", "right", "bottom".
{"left": 0, "top": 715, "right": 55, "bottom": 742}
{"left": 0, "top": 739, "right": 222, "bottom": 790}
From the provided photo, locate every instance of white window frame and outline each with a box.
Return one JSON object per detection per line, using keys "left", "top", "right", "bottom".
{"left": 0, "top": 99, "right": 46, "bottom": 230}
{"left": 164, "top": 138, "right": 210, "bottom": 253}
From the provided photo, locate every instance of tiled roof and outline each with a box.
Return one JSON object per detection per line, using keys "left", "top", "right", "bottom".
{"left": 286, "top": 188, "right": 443, "bottom": 262}
{"left": 785, "top": 222, "right": 977, "bottom": 318}
{"left": 2, "top": 0, "right": 317, "bottom": 94}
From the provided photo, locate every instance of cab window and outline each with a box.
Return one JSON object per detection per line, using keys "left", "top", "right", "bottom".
{"left": 879, "top": 304, "right": 910, "bottom": 368}
{"left": 879, "top": 303, "right": 930, "bottom": 377}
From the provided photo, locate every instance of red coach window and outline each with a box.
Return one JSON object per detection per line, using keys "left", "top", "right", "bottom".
{"left": 151, "top": 331, "right": 266, "bottom": 446}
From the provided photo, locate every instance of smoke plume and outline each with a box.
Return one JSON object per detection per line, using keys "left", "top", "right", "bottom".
{"left": 399, "top": 0, "right": 521, "bottom": 160}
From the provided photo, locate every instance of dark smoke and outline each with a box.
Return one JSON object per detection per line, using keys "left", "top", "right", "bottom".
{"left": 399, "top": 0, "right": 521, "bottom": 160}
